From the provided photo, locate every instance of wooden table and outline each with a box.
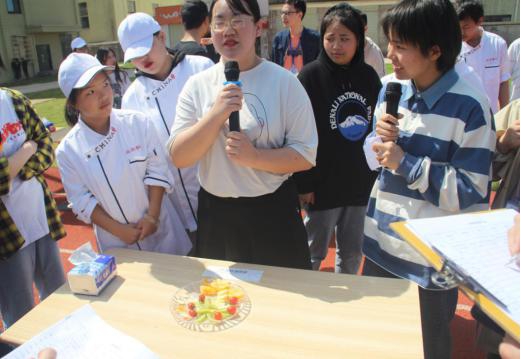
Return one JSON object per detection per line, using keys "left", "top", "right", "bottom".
{"left": 1, "top": 249, "right": 423, "bottom": 358}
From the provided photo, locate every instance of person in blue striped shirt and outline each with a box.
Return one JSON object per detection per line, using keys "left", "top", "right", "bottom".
{"left": 362, "top": 0, "right": 495, "bottom": 358}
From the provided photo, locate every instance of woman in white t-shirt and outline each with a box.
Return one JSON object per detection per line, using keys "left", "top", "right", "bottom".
{"left": 168, "top": 0, "right": 318, "bottom": 269}
{"left": 96, "top": 48, "right": 132, "bottom": 109}
{"left": 56, "top": 53, "right": 191, "bottom": 255}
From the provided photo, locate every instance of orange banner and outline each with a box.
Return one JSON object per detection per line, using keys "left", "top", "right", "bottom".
{"left": 155, "top": 5, "right": 182, "bottom": 25}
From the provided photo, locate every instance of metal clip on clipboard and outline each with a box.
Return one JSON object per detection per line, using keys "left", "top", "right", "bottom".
{"left": 430, "top": 251, "right": 505, "bottom": 309}
{"left": 431, "top": 261, "right": 465, "bottom": 290}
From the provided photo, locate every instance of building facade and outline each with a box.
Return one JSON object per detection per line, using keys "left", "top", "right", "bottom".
{"left": 76, "top": 0, "right": 183, "bottom": 58}
{"left": 0, "top": 0, "right": 80, "bottom": 83}
{"left": 0, "top": 0, "right": 183, "bottom": 83}
{"left": 266, "top": 0, "right": 520, "bottom": 58}
{"left": 0, "top": 0, "right": 519, "bottom": 83}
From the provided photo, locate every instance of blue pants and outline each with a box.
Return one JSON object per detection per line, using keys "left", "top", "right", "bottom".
{"left": 0, "top": 234, "right": 65, "bottom": 328}
{"left": 305, "top": 206, "right": 366, "bottom": 274}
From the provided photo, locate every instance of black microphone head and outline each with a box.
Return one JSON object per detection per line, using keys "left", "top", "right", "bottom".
{"left": 224, "top": 61, "right": 240, "bottom": 81}
{"left": 384, "top": 82, "right": 402, "bottom": 101}
{"left": 384, "top": 82, "right": 402, "bottom": 117}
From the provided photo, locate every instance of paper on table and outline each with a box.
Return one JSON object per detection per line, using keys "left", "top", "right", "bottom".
{"left": 5, "top": 305, "right": 159, "bottom": 359}
{"left": 405, "top": 209, "right": 520, "bottom": 324}
{"left": 203, "top": 266, "right": 263, "bottom": 283}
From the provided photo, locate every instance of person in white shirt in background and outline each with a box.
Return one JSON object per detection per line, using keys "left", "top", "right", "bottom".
{"left": 71, "top": 37, "right": 89, "bottom": 54}
{"left": 456, "top": 0, "right": 510, "bottom": 113}
{"left": 169, "top": 0, "right": 317, "bottom": 269}
{"left": 508, "top": 38, "right": 520, "bottom": 102}
{"left": 95, "top": 48, "right": 132, "bottom": 109}
{"left": 359, "top": 11, "right": 385, "bottom": 78}
{"left": 55, "top": 53, "right": 192, "bottom": 255}
{"left": 119, "top": 13, "right": 214, "bottom": 246}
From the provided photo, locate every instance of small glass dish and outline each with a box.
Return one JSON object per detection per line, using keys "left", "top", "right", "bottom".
{"left": 170, "top": 278, "right": 252, "bottom": 332}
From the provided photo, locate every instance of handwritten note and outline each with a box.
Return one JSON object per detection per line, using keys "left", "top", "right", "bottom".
{"left": 406, "top": 209, "right": 520, "bottom": 324}
{"left": 203, "top": 266, "right": 264, "bottom": 283}
{"left": 5, "top": 305, "right": 159, "bottom": 359}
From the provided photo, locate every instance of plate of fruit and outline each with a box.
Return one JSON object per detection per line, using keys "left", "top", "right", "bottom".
{"left": 171, "top": 278, "right": 251, "bottom": 332}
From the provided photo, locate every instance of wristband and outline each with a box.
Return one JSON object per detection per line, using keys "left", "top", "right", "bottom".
{"left": 143, "top": 213, "right": 160, "bottom": 226}
{"left": 223, "top": 80, "right": 242, "bottom": 87}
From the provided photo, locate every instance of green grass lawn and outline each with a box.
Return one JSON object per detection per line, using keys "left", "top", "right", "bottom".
{"left": 385, "top": 62, "right": 392, "bottom": 75}
{"left": 0, "top": 74, "right": 57, "bottom": 88}
{"left": 119, "top": 62, "right": 135, "bottom": 70}
{"left": 33, "top": 98, "right": 67, "bottom": 129}
{"left": 27, "top": 90, "right": 67, "bottom": 129}
{"left": 28, "top": 88, "right": 63, "bottom": 100}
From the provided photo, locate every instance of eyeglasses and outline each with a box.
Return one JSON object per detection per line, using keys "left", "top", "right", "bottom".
{"left": 281, "top": 11, "right": 297, "bottom": 16}
{"left": 211, "top": 16, "right": 253, "bottom": 32}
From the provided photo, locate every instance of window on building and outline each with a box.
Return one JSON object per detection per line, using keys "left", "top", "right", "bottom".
{"left": 6, "top": 0, "right": 22, "bottom": 14}
{"left": 127, "top": 1, "right": 136, "bottom": 14}
{"left": 78, "top": 2, "right": 90, "bottom": 28}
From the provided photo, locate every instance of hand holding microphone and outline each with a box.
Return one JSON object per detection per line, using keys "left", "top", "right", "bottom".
{"left": 224, "top": 61, "right": 241, "bottom": 132}
{"left": 372, "top": 82, "right": 404, "bottom": 169}
{"left": 209, "top": 61, "right": 243, "bottom": 126}
{"left": 376, "top": 82, "right": 402, "bottom": 142}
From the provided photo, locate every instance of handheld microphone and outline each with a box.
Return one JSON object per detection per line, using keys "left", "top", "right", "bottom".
{"left": 384, "top": 82, "right": 402, "bottom": 117}
{"left": 224, "top": 61, "right": 240, "bottom": 132}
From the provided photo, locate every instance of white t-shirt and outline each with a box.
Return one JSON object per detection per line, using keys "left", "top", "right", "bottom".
{"left": 508, "top": 38, "right": 520, "bottom": 101}
{"left": 458, "top": 30, "right": 510, "bottom": 113}
{"left": 0, "top": 89, "right": 48, "bottom": 246}
{"left": 169, "top": 60, "right": 318, "bottom": 198}
{"left": 364, "top": 37, "right": 385, "bottom": 78}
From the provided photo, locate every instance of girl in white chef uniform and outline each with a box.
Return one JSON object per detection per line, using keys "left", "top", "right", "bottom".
{"left": 56, "top": 53, "right": 192, "bottom": 254}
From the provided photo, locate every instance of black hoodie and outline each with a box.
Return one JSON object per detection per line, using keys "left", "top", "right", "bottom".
{"left": 295, "top": 44, "right": 381, "bottom": 210}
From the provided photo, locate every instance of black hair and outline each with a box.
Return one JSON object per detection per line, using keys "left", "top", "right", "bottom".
{"left": 182, "top": 0, "right": 209, "bottom": 30}
{"left": 64, "top": 89, "right": 80, "bottom": 127}
{"left": 456, "top": 0, "right": 484, "bottom": 23}
{"left": 209, "top": 0, "right": 260, "bottom": 23}
{"left": 359, "top": 11, "right": 368, "bottom": 27}
{"left": 320, "top": 3, "right": 365, "bottom": 66}
{"left": 96, "top": 47, "right": 128, "bottom": 84}
{"left": 284, "top": 0, "right": 306, "bottom": 18}
{"left": 382, "top": 0, "right": 461, "bottom": 72}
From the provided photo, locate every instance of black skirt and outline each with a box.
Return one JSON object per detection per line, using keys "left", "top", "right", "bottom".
{"left": 196, "top": 179, "right": 311, "bottom": 270}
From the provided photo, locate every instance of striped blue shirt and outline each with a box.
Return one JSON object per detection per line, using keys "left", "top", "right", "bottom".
{"left": 363, "top": 69, "right": 496, "bottom": 289}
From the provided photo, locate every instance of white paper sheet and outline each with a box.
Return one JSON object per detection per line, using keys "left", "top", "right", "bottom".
{"left": 405, "top": 209, "right": 520, "bottom": 324}
{"left": 5, "top": 305, "right": 159, "bottom": 359}
{"left": 363, "top": 133, "right": 382, "bottom": 171}
{"left": 203, "top": 266, "right": 264, "bottom": 283}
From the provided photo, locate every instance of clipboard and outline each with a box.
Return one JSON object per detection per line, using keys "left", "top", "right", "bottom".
{"left": 391, "top": 212, "right": 520, "bottom": 342}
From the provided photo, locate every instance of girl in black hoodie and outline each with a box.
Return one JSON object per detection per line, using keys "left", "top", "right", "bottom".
{"left": 295, "top": 3, "right": 381, "bottom": 274}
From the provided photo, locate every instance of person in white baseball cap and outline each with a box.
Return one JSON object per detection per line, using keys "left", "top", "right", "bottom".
{"left": 55, "top": 52, "right": 192, "bottom": 256}
{"left": 118, "top": 12, "right": 213, "bottom": 248}
{"left": 70, "top": 37, "right": 89, "bottom": 54}
{"left": 58, "top": 53, "right": 113, "bottom": 100}
{"left": 118, "top": 12, "right": 161, "bottom": 63}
